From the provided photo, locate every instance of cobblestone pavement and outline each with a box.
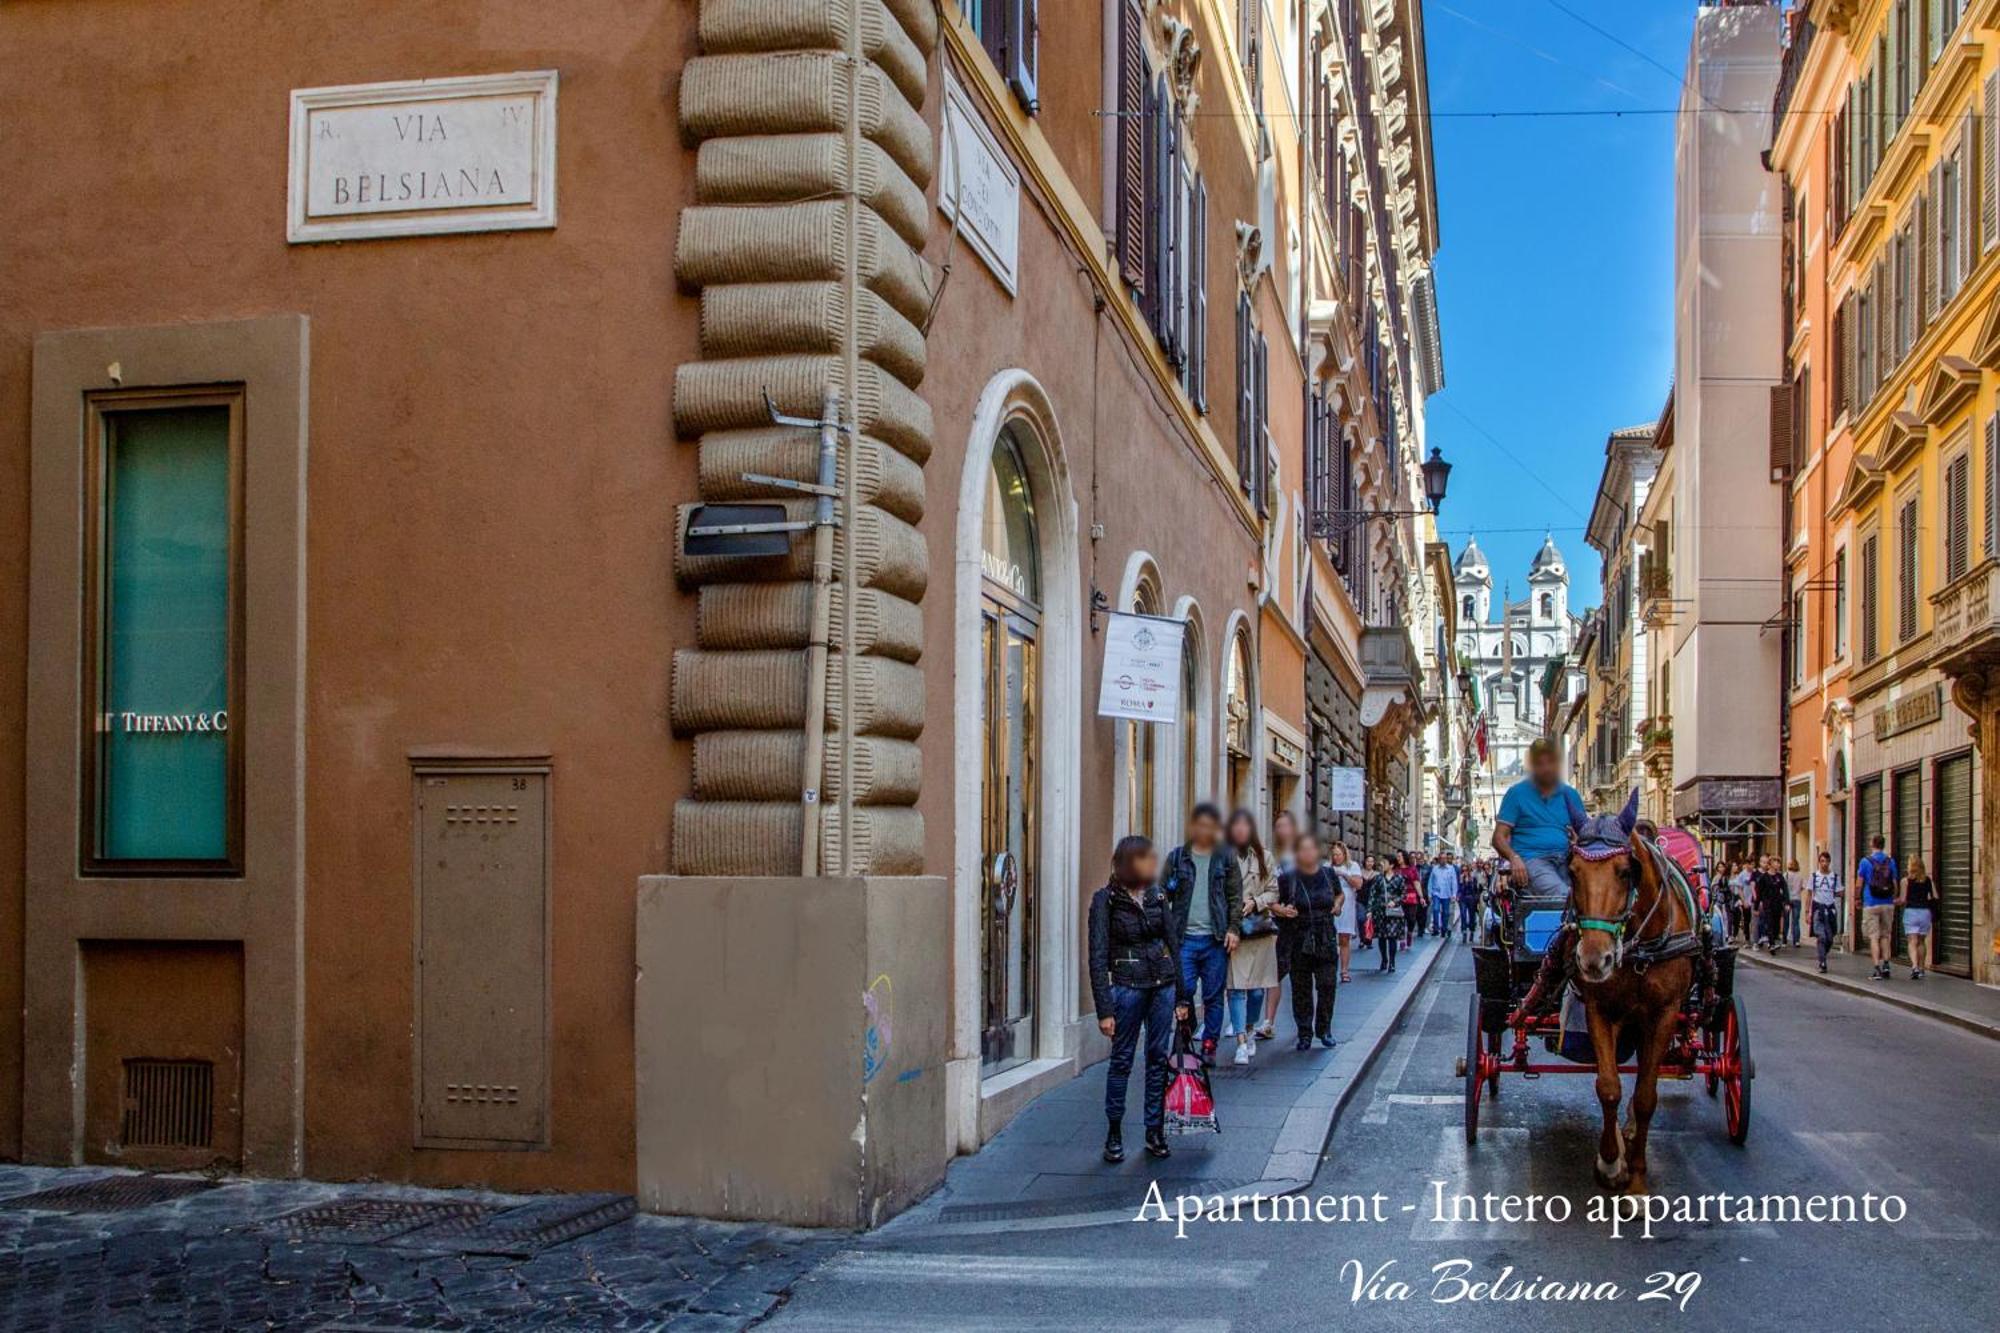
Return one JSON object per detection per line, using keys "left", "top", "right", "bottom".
{"left": 0, "top": 1166, "right": 834, "bottom": 1331}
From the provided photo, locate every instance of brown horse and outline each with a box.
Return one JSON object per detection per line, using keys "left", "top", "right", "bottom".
{"left": 1569, "top": 814, "right": 1696, "bottom": 1194}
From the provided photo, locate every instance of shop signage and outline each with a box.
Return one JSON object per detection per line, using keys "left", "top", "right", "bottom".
{"left": 1787, "top": 782, "right": 1812, "bottom": 811}
{"left": 1872, "top": 684, "right": 1942, "bottom": 741}
{"left": 103, "top": 711, "right": 229, "bottom": 735}
{"left": 938, "top": 71, "right": 1020, "bottom": 294}
{"left": 1097, "top": 612, "right": 1185, "bottom": 723}
{"left": 1328, "top": 766, "right": 1366, "bottom": 812}
{"left": 1683, "top": 777, "right": 1782, "bottom": 814}
{"left": 1267, "top": 731, "right": 1304, "bottom": 773}
{"left": 288, "top": 70, "right": 558, "bottom": 243}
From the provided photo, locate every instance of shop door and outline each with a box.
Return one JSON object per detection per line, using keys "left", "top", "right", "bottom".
{"left": 1892, "top": 767, "right": 1921, "bottom": 960}
{"left": 1933, "top": 754, "right": 1973, "bottom": 974}
{"left": 980, "top": 605, "right": 1039, "bottom": 1076}
{"left": 1854, "top": 778, "right": 1882, "bottom": 941}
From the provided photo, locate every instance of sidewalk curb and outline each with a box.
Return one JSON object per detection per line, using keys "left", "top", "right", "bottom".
{"left": 897, "top": 935, "right": 1458, "bottom": 1236}
{"left": 1739, "top": 949, "right": 2000, "bottom": 1042}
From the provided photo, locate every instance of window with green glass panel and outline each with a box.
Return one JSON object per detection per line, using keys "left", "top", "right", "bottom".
{"left": 84, "top": 390, "right": 243, "bottom": 873}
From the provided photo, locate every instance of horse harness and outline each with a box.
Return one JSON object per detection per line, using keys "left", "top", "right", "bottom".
{"left": 1568, "top": 818, "right": 1703, "bottom": 975}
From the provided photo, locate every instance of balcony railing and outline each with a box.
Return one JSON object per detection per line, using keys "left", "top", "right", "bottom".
{"left": 1930, "top": 558, "right": 2000, "bottom": 677}
{"left": 1771, "top": 12, "right": 1814, "bottom": 128}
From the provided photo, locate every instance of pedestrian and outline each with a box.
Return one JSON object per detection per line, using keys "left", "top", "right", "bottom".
{"left": 1400, "top": 854, "right": 1426, "bottom": 942}
{"left": 1366, "top": 854, "right": 1407, "bottom": 972}
{"left": 1160, "top": 803, "right": 1243, "bottom": 1063}
{"left": 1857, "top": 835, "right": 1900, "bottom": 980}
{"left": 1328, "top": 839, "right": 1365, "bottom": 983}
{"left": 1428, "top": 850, "right": 1461, "bottom": 940}
{"left": 1808, "top": 851, "right": 1842, "bottom": 973}
{"left": 1275, "top": 832, "right": 1342, "bottom": 1049}
{"left": 1784, "top": 857, "right": 1805, "bottom": 947}
{"left": 1088, "top": 835, "right": 1189, "bottom": 1164}
{"left": 1730, "top": 861, "right": 1756, "bottom": 944}
{"left": 1900, "top": 856, "right": 1938, "bottom": 981}
{"left": 1751, "top": 855, "right": 1788, "bottom": 952}
{"left": 1263, "top": 810, "right": 1298, "bottom": 1040}
{"left": 1224, "top": 808, "right": 1280, "bottom": 1065}
{"left": 1456, "top": 858, "right": 1479, "bottom": 941}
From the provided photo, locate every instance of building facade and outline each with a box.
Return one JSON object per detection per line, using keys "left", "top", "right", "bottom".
{"left": 1660, "top": 3, "right": 1789, "bottom": 861}
{"left": 0, "top": 0, "right": 1453, "bottom": 1222}
{"left": 1580, "top": 424, "right": 1663, "bottom": 813}
{"left": 1769, "top": 0, "right": 2000, "bottom": 979}
{"left": 1453, "top": 536, "right": 1585, "bottom": 840}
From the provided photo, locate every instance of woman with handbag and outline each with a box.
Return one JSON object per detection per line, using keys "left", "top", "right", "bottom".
{"left": 1276, "top": 832, "right": 1343, "bottom": 1050}
{"left": 1263, "top": 810, "right": 1299, "bottom": 1041}
{"left": 1224, "top": 809, "right": 1279, "bottom": 1066}
{"left": 1367, "top": 854, "right": 1408, "bottom": 972}
{"left": 1088, "top": 836, "right": 1191, "bottom": 1164}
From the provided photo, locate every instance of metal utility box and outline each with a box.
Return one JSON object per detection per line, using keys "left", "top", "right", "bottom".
{"left": 413, "top": 763, "right": 550, "bottom": 1148}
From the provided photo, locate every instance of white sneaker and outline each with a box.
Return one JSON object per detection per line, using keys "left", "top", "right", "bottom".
{"left": 1233, "top": 1037, "right": 1252, "bottom": 1066}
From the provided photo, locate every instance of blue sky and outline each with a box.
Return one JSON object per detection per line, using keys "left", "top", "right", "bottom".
{"left": 1424, "top": 0, "right": 1697, "bottom": 612}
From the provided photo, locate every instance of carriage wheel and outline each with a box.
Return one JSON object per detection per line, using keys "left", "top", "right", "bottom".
{"left": 1487, "top": 1025, "right": 1503, "bottom": 1100}
{"left": 1464, "top": 993, "right": 1484, "bottom": 1143}
{"left": 1719, "top": 995, "right": 1752, "bottom": 1146}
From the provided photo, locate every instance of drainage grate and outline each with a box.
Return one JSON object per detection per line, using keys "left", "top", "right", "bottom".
{"left": 391, "top": 1192, "right": 636, "bottom": 1257}
{"left": 121, "top": 1058, "right": 214, "bottom": 1150}
{"left": 0, "top": 1174, "right": 219, "bottom": 1213}
{"left": 270, "top": 1198, "right": 497, "bottom": 1245}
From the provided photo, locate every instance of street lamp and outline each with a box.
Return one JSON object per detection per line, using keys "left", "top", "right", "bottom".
{"left": 1421, "top": 446, "right": 1453, "bottom": 516}
{"left": 1309, "top": 444, "right": 1454, "bottom": 539}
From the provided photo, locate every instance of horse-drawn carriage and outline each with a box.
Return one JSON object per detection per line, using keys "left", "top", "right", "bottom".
{"left": 1459, "top": 815, "right": 1753, "bottom": 1181}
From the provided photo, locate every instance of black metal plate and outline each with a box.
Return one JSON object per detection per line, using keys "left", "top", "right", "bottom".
{"left": 392, "top": 1192, "right": 636, "bottom": 1256}
{"left": 0, "top": 1174, "right": 219, "bottom": 1213}
{"left": 269, "top": 1197, "right": 497, "bottom": 1245}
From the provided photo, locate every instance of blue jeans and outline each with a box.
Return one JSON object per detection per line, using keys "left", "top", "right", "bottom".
{"left": 1180, "top": 934, "right": 1229, "bottom": 1044}
{"left": 1227, "top": 987, "right": 1265, "bottom": 1035}
{"left": 1104, "top": 983, "right": 1175, "bottom": 1129}
{"left": 1430, "top": 897, "right": 1454, "bottom": 936}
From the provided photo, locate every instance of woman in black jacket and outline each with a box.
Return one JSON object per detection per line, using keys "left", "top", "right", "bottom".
{"left": 1276, "top": 832, "right": 1344, "bottom": 1050}
{"left": 1088, "top": 835, "right": 1191, "bottom": 1163}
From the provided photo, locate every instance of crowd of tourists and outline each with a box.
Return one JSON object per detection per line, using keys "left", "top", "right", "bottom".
{"left": 1084, "top": 801, "right": 1482, "bottom": 1163}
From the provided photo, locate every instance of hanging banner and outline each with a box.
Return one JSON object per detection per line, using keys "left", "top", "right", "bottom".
{"left": 1328, "top": 766, "right": 1366, "bottom": 812}
{"left": 1097, "top": 613, "right": 1186, "bottom": 723}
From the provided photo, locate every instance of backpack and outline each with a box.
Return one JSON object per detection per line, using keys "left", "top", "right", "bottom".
{"left": 1866, "top": 853, "right": 1895, "bottom": 897}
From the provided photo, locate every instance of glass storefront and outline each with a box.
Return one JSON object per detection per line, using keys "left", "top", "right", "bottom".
{"left": 980, "top": 430, "right": 1041, "bottom": 1077}
{"left": 85, "top": 395, "right": 241, "bottom": 872}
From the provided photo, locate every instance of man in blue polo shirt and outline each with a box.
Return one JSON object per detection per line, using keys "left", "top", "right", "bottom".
{"left": 1492, "top": 738, "right": 1587, "bottom": 901}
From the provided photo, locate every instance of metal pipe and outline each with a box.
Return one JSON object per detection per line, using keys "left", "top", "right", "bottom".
{"left": 799, "top": 386, "right": 840, "bottom": 877}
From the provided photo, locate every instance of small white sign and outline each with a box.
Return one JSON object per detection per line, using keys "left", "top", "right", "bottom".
{"left": 288, "top": 70, "right": 557, "bottom": 243}
{"left": 1328, "top": 767, "right": 1366, "bottom": 813}
{"left": 1098, "top": 613, "right": 1185, "bottom": 723}
{"left": 939, "top": 71, "right": 1021, "bottom": 294}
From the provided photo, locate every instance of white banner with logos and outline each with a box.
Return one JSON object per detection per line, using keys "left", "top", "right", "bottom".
{"left": 1096, "top": 613, "right": 1186, "bottom": 724}
{"left": 1327, "top": 766, "right": 1366, "bottom": 812}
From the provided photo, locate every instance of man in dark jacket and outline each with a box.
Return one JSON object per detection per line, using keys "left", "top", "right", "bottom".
{"left": 1160, "top": 803, "right": 1243, "bottom": 1063}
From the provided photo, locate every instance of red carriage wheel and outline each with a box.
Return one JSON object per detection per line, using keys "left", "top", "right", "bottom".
{"left": 1719, "top": 994, "right": 1752, "bottom": 1145}
{"left": 1487, "top": 1025, "right": 1503, "bottom": 1100}
{"left": 1464, "top": 993, "right": 1484, "bottom": 1143}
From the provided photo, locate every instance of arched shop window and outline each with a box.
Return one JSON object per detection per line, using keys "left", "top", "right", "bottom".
{"left": 979, "top": 427, "right": 1043, "bottom": 1078}
{"left": 1124, "top": 580, "right": 1161, "bottom": 839}
{"left": 1180, "top": 620, "right": 1202, "bottom": 813}
{"left": 1225, "top": 631, "right": 1253, "bottom": 812}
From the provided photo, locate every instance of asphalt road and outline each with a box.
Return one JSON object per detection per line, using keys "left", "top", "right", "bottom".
{"left": 767, "top": 947, "right": 2000, "bottom": 1331}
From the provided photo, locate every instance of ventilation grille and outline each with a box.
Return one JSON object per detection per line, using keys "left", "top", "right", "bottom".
{"left": 120, "top": 1058, "right": 214, "bottom": 1150}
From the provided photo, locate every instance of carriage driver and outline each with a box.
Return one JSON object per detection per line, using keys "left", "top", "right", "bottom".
{"left": 1492, "top": 737, "right": 1588, "bottom": 901}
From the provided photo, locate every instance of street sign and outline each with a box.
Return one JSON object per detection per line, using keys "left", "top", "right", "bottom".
{"left": 1096, "top": 612, "right": 1185, "bottom": 723}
